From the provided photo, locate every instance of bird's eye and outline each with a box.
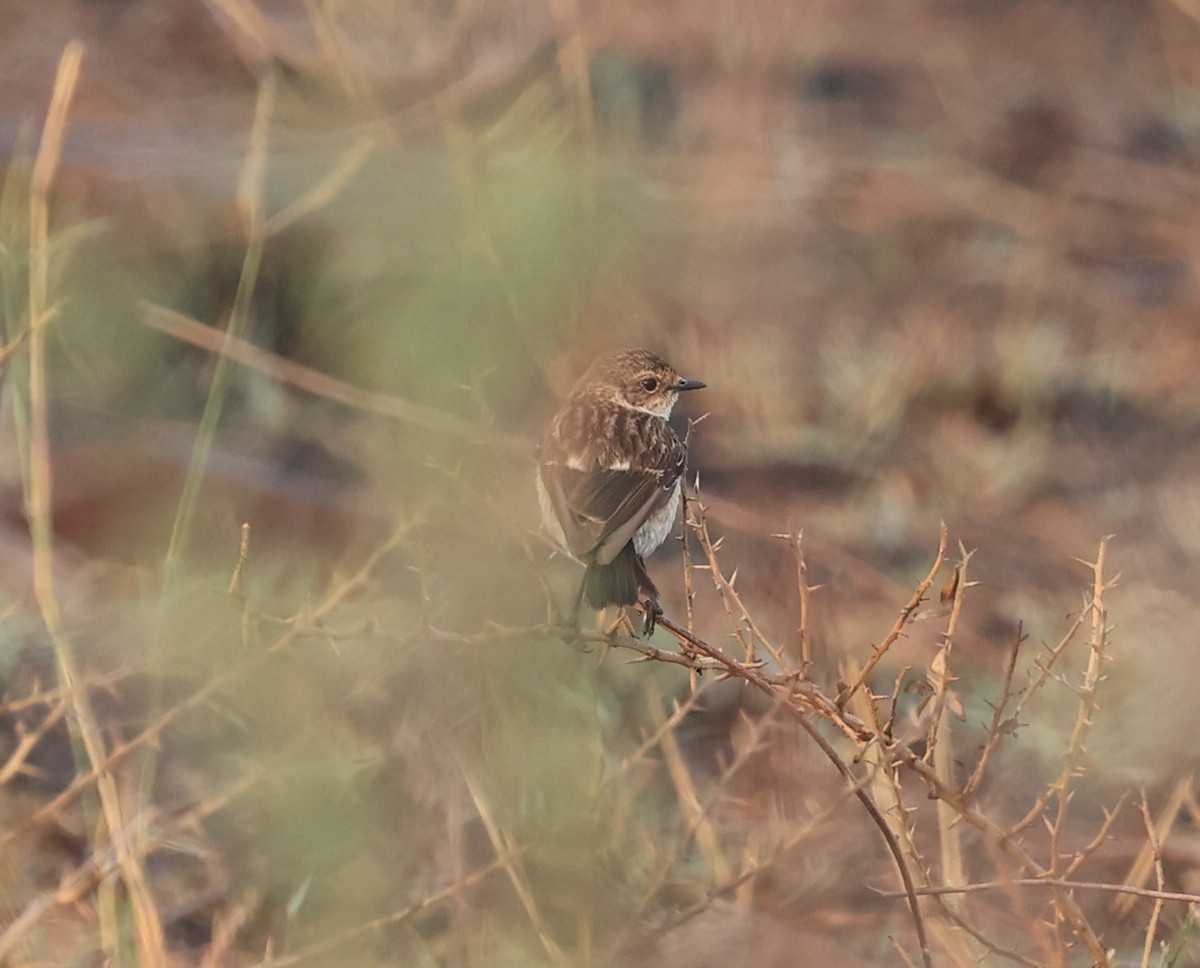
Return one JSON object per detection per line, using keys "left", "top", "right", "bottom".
{"left": 641, "top": 377, "right": 659, "bottom": 392}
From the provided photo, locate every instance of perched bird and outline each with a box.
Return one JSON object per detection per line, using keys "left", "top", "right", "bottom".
{"left": 536, "top": 349, "right": 705, "bottom": 632}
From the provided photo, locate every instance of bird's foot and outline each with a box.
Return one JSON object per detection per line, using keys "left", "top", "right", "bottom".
{"left": 638, "top": 599, "right": 663, "bottom": 637}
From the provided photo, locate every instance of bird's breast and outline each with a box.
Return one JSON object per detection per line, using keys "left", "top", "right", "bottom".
{"left": 634, "top": 481, "right": 681, "bottom": 557}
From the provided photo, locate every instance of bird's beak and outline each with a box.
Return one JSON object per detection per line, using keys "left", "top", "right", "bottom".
{"left": 675, "top": 378, "right": 706, "bottom": 392}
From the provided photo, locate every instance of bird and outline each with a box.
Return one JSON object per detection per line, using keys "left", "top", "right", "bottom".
{"left": 536, "top": 348, "right": 705, "bottom": 633}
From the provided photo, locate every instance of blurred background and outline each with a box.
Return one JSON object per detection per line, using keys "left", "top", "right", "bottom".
{"left": 3, "top": 0, "right": 1200, "bottom": 965}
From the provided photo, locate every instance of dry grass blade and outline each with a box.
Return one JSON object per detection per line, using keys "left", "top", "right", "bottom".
{"left": 460, "top": 768, "right": 570, "bottom": 967}
{"left": 1112, "top": 775, "right": 1192, "bottom": 919}
{"left": 545, "top": 0, "right": 596, "bottom": 207}
{"left": 924, "top": 545, "right": 974, "bottom": 765}
{"left": 139, "top": 302, "right": 526, "bottom": 454}
{"left": 1139, "top": 791, "right": 1168, "bottom": 968}
{"left": 24, "top": 40, "right": 169, "bottom": 967}
{"left": 249, "top": 856, "right": 511, "bottom": 968}
{"left": 263, "top": 135, "right": 377, "bottom": 236}
{"left": 620, "top": 676, "right": 719, "bottom": 775}
{"left": 163, "top": 70, "right": 276, "bottom": 569}
{"left": 927, "top": 546, "right": 973, "bottom": 913}
{"left": 653, "top": 679, "right": 734, "bottom": 884}
{"left": 227, "top": 521, "right": 252, "bottom": 596}
{"left": 202, "top": 0, "right": 277, "bottom": 68}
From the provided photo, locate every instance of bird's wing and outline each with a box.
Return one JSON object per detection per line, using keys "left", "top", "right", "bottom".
{"left": 541, "top": 439, "right": 685, "bottom": 565}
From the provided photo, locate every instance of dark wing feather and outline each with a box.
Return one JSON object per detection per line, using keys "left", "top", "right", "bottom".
{"left": 541, "top": 437, "right": 685, "bottom": 564}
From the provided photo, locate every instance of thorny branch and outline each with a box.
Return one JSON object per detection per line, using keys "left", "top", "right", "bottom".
{"left": 515, "top": 496, "right": 1152, "bottom": 966}
{"left": 651, "top": 611, "right": 935, "bottom": 968}
{"left": 837, "top": 523, "right": 948, "bottom": 709}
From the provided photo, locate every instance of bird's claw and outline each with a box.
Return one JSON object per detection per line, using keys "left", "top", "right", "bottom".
{"left": 640, "top": 599, "right": 663, "bottom": 637}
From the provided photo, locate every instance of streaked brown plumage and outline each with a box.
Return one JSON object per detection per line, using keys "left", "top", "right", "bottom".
{"left": 536, "top": 349, "right": 704, "bottom": 629}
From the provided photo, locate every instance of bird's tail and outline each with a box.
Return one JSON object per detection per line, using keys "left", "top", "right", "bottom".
{"left": 582, "top": 544, "right": 658, "bottom": 609}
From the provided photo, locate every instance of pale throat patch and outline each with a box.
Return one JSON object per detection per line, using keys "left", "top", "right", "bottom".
{"left": 629, "top": 395, "right": 678, "bottom": 418}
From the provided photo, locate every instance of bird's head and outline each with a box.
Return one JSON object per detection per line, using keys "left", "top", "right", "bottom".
{"left": 582, "top": 348, "right": 705, "bottom": 417}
